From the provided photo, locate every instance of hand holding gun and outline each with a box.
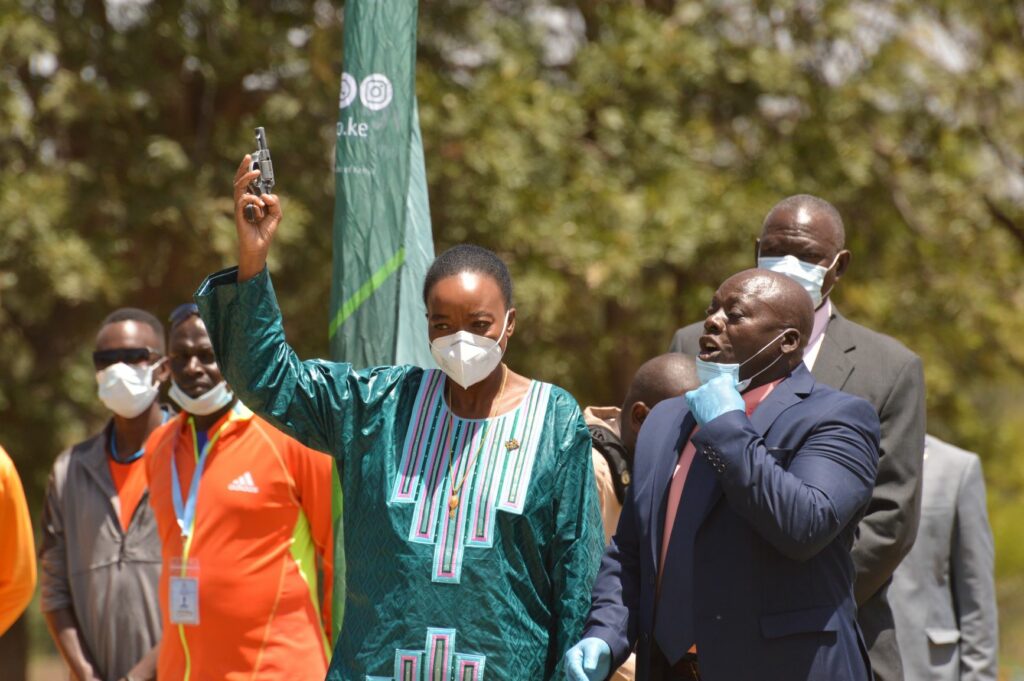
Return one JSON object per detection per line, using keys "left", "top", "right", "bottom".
{"left": 243, "top": 127, "right": 275, "bottom": 223}
{"left": 234, "top": 127, "right": 282, "bottom": 282}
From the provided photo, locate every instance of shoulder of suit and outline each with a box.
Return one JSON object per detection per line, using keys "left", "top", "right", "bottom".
{"left": 671, "top": 321, "right": 704, "bottom": 351}
{"left": 807, "top": 378, "right": 879, "bottom": 422}
{"left": 924, "top": 434, "right": 980, "bottom": 470}
{"left": 648, "top": 393, "right": 688, "bottom": 423}
{"left": 830, "top": 314, "right": 920, "bottom": 366}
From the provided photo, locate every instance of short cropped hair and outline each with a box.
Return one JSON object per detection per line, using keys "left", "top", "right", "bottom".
{"left": 168, "top": 302, "right": 200, "bottom": 333}
{"left": 422, "top": 244, "right": 514, "bottom": 309}
{"left": 101, "top": 307, "right": 166, "bottom": 352}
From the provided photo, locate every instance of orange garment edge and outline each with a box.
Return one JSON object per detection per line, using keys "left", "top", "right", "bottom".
{"left": 144, "top": 406, "right": 336, "bottom": 681}
{"left": 0, "top": 445, "right": 37, "bottom": 636}
{"left": 108, "top": 456, "right": 148, "bottom": 532}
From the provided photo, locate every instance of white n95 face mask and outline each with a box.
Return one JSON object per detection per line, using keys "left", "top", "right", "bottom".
{"left": 430, "top": 312, "right": 510, "bottom": 389}
{"left": 96, "top": 360, "right": 164, "bottom": 418}
{"left": 757, "top": 254, "right": 839, "bottom": 308}
{"left": 169, "top": 380, "right": 235, "bottom": 416}
{"left": 695, "top": 331, "right": 787, "bottom": 392}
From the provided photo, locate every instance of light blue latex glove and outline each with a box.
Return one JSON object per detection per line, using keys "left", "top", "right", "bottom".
{"left": 564, "top": 637, "right": 611, "bottom": 681}
{"left": 685, "top": 374, "right": 745, "bottom": 426}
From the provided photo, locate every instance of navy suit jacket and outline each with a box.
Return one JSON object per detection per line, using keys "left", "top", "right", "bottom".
{"left": 583, "top": 364, "right": 880, "bottom": 681}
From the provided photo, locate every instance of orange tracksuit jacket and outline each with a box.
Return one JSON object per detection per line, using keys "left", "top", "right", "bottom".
{"left": 0, "top": 445, "right": 36, "bottom": 636}
{"left": 145, "top": 404, "right": 336, "bottom": 681}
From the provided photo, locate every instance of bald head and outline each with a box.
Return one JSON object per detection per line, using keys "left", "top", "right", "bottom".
{"left": 625, "top": 353, "right": 699, "bottom": 411}
{"left": 620, "top": 353, "right": 700, "bottom": 454}
{"left": 760, "top": 194, "right": 845, "bottom": 259}
{"left": 724, "top": 270, "right": 814, "bottom": 346}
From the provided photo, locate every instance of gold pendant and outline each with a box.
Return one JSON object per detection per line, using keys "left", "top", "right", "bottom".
{"left": 448, "top": 494, "right": 459, "bottom": 518}
{"left": 505, "top": 438, "right": 520, "bottom": 451}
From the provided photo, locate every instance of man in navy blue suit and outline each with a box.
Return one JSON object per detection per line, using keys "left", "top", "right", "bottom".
{"left": 565, "top": 269, "right": 880, "bottom": 681}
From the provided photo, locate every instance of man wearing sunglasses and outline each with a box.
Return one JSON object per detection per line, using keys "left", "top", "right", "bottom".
{"left": 143, "top": 303, "right": 337, "bottom": 680}
{"left": 40, "top": 308, "right": 170, "bottom": 681}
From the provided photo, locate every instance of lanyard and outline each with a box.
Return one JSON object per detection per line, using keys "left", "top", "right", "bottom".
{"left": 170, "top": 415, "right": 233, "bottom": 544}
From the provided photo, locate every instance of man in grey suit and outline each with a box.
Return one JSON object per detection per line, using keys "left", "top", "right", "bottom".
{"left": 670, "top": 194, "right": 926, "bottom": 681}
{"left": 890, "top": 435, "right": 998, "bottom": 680}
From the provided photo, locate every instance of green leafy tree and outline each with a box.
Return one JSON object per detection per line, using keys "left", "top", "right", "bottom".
{"left": 2, "top": 0, "right": 1023, "bottom": 674}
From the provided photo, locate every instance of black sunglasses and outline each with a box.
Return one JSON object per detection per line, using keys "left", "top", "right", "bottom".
{"left": 93, "top": 347, "right": 161, "bottom": 370}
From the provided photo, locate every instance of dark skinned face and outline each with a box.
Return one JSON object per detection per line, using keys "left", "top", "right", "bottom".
{"left": 95, "top": 320, "right": 170, "bottom": 383}
{"left": 756, "top": 205, "right": 850, "bottom": 303}
{"left": 168, "top": 316, "right": 224, "bottom": 398}
{"left": 698, "top": 273, "right": 802, "bottom": 381}
{"left": 426, "top": 271, "right": 516, "bottom": 351}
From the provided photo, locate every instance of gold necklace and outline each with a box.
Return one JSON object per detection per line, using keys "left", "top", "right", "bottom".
{"left": 446, "top": 365, "right": 508, "bottom": 519}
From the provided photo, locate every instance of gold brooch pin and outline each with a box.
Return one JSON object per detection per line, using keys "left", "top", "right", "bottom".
{"left": 505, "top": 438, "right": 520, "bottom": 451}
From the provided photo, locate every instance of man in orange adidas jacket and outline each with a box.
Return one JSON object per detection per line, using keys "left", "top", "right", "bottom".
{"left": 145, "top": 304, "right": 337, "bottom": 681}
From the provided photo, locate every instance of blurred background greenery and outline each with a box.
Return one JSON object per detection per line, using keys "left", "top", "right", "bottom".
{"left": 2, "top": 0, "right": 1023, "bottom": 677}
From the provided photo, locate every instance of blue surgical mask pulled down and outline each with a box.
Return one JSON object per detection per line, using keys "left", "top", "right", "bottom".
{"left": 695, "top": 331, "right": 787, "bottom": 392}
{"left": 757, "top": 254, "right": 839, "bottom": 308}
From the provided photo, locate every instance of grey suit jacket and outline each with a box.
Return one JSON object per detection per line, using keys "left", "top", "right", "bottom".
{"left": 670, "top": 307, "right": 926, "bottom": 681}
{"left": 889, "top": 435, "right": 998, "bottom": 681}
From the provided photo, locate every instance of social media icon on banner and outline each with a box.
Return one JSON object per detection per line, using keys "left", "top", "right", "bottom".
{"left": 339, "top": 73, "right": 358, "bottom": 109}
{"left": 359, "top": 74, "right": 394, "bottom": 111}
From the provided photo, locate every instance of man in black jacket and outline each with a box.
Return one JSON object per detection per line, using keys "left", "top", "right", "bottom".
{"left": 669, "top": 194, "right": 925, "bottom": 681}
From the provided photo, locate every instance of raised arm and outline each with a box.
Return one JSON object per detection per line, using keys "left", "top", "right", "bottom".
{"left": 195, "top": 157, "right": 413, "bottom": 457}
{"left": 232, "top": 154, "right": 282, "bottom": 283}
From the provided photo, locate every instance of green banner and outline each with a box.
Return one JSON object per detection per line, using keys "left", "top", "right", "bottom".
{"left": 329, "top": 0, "right": 434, "bottom": 369}
{"left": 327, "top": 0, "right": 433, "bottom": 647}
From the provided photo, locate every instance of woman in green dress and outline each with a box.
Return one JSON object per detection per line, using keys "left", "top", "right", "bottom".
{"left": 193, "top": 157, "right": 604, "bottom": 680}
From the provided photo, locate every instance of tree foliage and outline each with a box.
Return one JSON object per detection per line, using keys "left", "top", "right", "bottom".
{"left": 2, "top": 0, "right": 1023, "bottom": 668}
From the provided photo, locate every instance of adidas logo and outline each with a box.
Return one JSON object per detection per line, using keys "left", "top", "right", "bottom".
{"left": 227, "top": 471, "right": 259, "bottom": 494}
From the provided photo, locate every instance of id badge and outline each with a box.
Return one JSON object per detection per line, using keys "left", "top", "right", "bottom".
{"left": 169, "top": 558, "right": 200, "bottom": 625}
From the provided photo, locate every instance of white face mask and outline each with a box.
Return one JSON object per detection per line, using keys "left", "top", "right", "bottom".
{"left": 757, "top": 254, "right": 839, "bottom": 308}
{"left": 695, "top": 331, "right": 787, "bottom": 392}
{"left": 430, "top": 312, "right": 510, "bottom": 389}
{"left": 96, "top": 360, "right": 163, "bottom": 418}
{"left": 168, "top": 379, "right": 235, "bottom": 416}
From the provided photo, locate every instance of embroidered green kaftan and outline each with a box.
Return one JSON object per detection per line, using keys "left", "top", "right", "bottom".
{"left": 195, "top": 267, "right": 604, "bottom": 681}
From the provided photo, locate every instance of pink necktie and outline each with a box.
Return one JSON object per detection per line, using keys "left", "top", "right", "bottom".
{"left": 659, "top": 380, "right": 780, "bottom": 574}
{"left": 659, "top": 432, "right": 698, "bottom": 573}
